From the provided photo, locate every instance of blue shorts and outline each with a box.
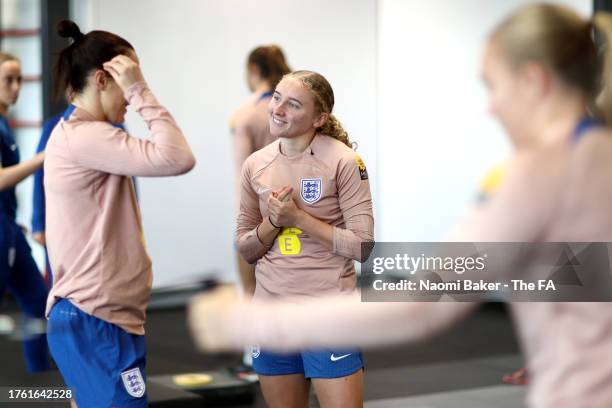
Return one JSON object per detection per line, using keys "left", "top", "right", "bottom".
{"left": 47, "top": 299, "right": 148, "bottom": 408}
{"left": 251, "top": 345, "right": 363, "bottom": 378}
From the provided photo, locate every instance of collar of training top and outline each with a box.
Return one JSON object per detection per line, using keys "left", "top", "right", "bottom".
{"left": 256, "top": 91, "right": 273, "bottom": 105}
{"left": 276, "top": 133, "right": 322, "bottom": 158}
{"left": 572, "top": 116, "right": 600, "bottom": 144}
{"left": 62, "top": 104, "right": 77, "bottom": 121}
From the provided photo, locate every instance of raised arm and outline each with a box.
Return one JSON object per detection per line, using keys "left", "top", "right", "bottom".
{"left": 189, "top": 287, "right": 477, "bottom": 352}
{"left": 66, "top": 82, "right": 195, "bottom": 176}
{"left": 65, "top": 55, "right": 195, "bottom": 176}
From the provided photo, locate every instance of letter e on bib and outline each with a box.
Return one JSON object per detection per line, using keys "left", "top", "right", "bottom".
{"left": 279, "top": 227, "right": 302, "bottom": 255}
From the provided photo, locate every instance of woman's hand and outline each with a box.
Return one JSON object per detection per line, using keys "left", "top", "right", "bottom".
{"left": 268, "top": 186, "right": 302, "bottom": 227}
{"left": 32, "top": 231, "right": 45, "bottom": 246}
{"left": 102, "top": 55, "right": 145, "bottom": 91}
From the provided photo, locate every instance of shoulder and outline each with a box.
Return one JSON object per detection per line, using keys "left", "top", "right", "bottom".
{"left": 56, "top": 115, "right": 122, "bottom": 154}
{"left": 566, "top": 128, "right": 612, "bottom": 181}
{"left": 313, "top": 135, "right": 369, "bottom": 180}
{"left": 43, "top": 113, "right": 63, "bottom": 132}
{"left": 573, "top": 127, "right": 612, "bottom": 155}
{"left": 479, "top": 161, "right": 509, "bottom": 196}
{"left": 230, "top": 96, "right": 259, "bottom": 130}
{"left": 63, "top": 118, "right": 117, "bottom": 138}
{"left": 62, "top": 108, "right": 117, "bottom": 134}
{"left": 243, "top": 139, "right": 280, "bottom": 173}
{"left": 497, "top": 149, "right": 566, "bottom": 205}
{"left": 505, "top": 151, "right": 546, "bottom": 181}
{"left": 40, "top": 114, "right": 63, "bottom": 142}
{"left": 323, "top": 135, "right": 364, "bottom": 162}
{"left": 313, "top": 134, "right": 355, "bottom": 160}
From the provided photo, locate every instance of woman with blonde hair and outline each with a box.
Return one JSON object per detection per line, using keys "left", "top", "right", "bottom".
{"left": 232, "top": 69, "right": 373, "bottom": 407}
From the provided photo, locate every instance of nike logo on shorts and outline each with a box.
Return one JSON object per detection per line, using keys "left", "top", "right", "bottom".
{"left": 330, "top": 353, "right": 351, "bottom": 362}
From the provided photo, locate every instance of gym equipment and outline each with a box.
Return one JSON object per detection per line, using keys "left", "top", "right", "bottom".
{"left": 149, "top": 369, "right": 256, "bottom": 406}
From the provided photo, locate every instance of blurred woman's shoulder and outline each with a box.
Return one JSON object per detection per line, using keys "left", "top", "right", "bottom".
{"left": 229, "top": 94, "right": 260, "bottom": 130}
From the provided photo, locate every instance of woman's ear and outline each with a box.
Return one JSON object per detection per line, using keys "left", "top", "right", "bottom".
{"left": 93, "top": 69, "right": 108, "bottom": 91}
{"left": 519, "top": 62, "right": 550, "bottom": 100}
{"left": 313, "top": 112, "right": 329, "bottom": 128}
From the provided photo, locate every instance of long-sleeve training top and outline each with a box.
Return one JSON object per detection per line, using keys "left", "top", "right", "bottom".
{"left": 236, "top": 133, "right": 374, "bottom": 300}
{"left": 44, "top": 81, "right": 196, "bottom": 335}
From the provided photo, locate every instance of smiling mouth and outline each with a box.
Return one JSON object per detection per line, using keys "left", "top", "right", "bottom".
{"left": 271, "top": 116, "right": 286, "bottom": 126}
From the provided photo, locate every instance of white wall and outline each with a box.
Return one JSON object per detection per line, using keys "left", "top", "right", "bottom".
{"left": 82, "top": 0, "right": 378, "bottom": 287}
{"left": 377, "top": 0, "right": 591, "bottom": 242}
{"left": 68, "top": 0, "right": 594, "bottom": 286}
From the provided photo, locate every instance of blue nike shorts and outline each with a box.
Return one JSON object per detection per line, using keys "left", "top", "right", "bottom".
{"left": 47, "top": 298, "right": 148, "bottom": 408}
{"left": 251, "top": 345, "right": 363, "bottom": 378}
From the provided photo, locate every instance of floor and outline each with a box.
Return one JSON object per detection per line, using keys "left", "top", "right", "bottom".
{"left": 0, "top": 301, "right": 526, "bottom": 407}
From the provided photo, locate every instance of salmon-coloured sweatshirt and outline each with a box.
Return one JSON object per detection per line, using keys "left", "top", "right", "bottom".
{"left": 236, "top": 134, "right": 374, "bottom": 299}
{"left": 45, "top": 81, "right": 195, "bottom": 335}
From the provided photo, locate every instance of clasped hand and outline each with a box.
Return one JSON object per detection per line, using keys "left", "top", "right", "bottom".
{"left": 268, "top": 186, "right": 302, "bottom": 227}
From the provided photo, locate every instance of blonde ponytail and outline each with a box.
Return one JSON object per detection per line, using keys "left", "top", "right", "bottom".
{"left": 318, "top": 114, "right": 350, "bottom": 147}
{"left": 491, "top": 5, "right": 598, "bottom": 100}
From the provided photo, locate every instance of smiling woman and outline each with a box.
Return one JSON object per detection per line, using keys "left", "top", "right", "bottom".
{"left": 235, "top": 70, "right": 374, "bottom": 408}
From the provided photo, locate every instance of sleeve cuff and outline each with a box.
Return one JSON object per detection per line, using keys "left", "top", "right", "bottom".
{"left": 124, "top": 81, "right": 149, "bottom": 102}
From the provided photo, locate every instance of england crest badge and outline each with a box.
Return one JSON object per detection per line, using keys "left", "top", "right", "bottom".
{"left": 121, "top": 367, "right": 146, "bottom": 398}
{"left": 301, "top": 178, "right": 322, "bottom": 204}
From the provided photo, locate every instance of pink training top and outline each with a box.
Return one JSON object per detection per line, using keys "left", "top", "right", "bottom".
{"left": 230, "top": 92, "right": 276, "bottom": 211}
{"left": 236, "top": 134, "right": 374, "bottom": 300}
{"left": 226, "top": 127, "right": 612, "bottom": 408}
{"left": 44, "top": 82, "right": 196, "bottom": 335}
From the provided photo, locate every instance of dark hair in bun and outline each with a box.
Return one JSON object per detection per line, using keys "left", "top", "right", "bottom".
{"left": 57, "top": 19, "right": 84, "bottom": 42}
{"left": 53, "top": 19, "right": 134, "bottom": 98}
